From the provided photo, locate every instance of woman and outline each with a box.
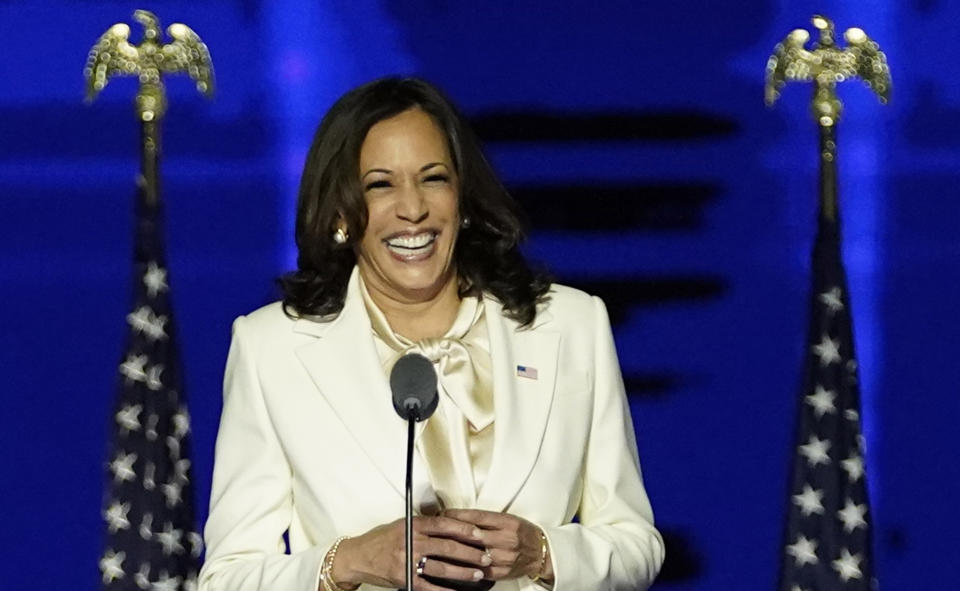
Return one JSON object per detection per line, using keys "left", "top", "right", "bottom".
{"left": 198, "top": 78, "right": 664, "bottom": 591}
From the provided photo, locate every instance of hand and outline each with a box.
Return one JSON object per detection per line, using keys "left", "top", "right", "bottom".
{"left": 442, "top": 509, "right": 552, "bottom": 584}
{"left": 331, "top": 515, "right": 491, "bottom": 591}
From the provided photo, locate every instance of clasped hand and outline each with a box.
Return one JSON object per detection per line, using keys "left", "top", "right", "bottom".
{"left": 331, "top": 509, "right": 549, "bottom": 591}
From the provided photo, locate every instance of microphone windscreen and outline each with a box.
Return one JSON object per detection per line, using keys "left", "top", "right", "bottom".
{"left": 389, "top": 353, "right": 439, "bottom": 421}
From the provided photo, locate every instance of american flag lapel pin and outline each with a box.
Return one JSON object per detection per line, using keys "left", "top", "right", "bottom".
{"left": 516, "top": 365, "right": 538, "bottom": 380}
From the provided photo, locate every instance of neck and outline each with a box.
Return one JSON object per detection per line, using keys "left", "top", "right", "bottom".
{"left": 363, "top": 275, "right": 461, "bottom": 341}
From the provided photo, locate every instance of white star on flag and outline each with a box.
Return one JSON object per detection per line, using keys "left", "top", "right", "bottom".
{"left": 187, "top": 531, "right": 204, "bottom": 558}
{"left": 786, "top": 535, "right": 818, "bottom": 567}
{"left": 143, "top": 461, "right": 157, "bottom": 490}
{"left": 841, "top": 454, "right": 865, "bottom": 482}
{"left": 146, "top": 364, "right": 165, "bottom": 391}
{"left": 155, "top": 522, "right": 185, "bottom": 555}
{"left": 172, "top": 407, "right": 191, "bottom": 439}
{"left": 143, "top": 261, "right": 169, "bottom": 297}
{"left": 832, "top": 548, "right": 863, "bottom": 582}
{"left": 792, "top": 484, "right": 825, "bottom": 516}
{"left": 844, "top": 408, "right": 859, "bottom": 421}
{"left": 144, "top": 313, "right": 168, "bottom": 342}
{"left": 840, "top": 456, "right": 864, "bottom": 482}
{"left": 99, "top": 549, "right": 126, "bottom": 583}
{"left": 145, "top": 414, "right": 159, "bottom": 441}
{"left": 127, "top": 306, "right": 155, "bottom": 334}
{"left": 162, "top": 479, "right": 183, "bottom": 508}
{"left": 151, "top": 570, "right": 182, "bottom": 591}
{"left": 798, "top": 435, "right": 831, "bottom": 467}
{"left": 819, "top": 287, "right": 844, "bottom": 313}
{"left": 135, "top": 563, "right": 151, "bottom": 590}
{"left": 120, "top": 354, "right": 149, "bottom": 383}
{"left": 166, "top": 435, "right": 181, "bottom": 460}
{"left": 812, "top": 335, "right": 841, "bottom": 367}
{"left": 109, "top": 451, "right": 138, "bottom": 483}
{"left": 104, "top": 500, "right": 132, "bottom": 533}
{"left": 115, "top": 404, "right": 143, "bottom": 433}
{"left": 139, "top": 512, "right": 154, "bottom": 540}
{"left": 804, "top": 385, "right": 836, "bottom": 418}
{"left": 127, "top": 305, "right": 169, "bottom": 342}
{"left": 173, "top": 458, "right": 191, "bottom": 483}
{"left": 837, "top": 499, "right": 868, "bottom": 533}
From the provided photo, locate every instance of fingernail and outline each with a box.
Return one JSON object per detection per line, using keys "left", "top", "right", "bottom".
{"left": 473, "top": 570, "right": 484, "bottom": 581}
{"left": 480, "top": 553, "right": 492, "bottom": 566}
{"left": 472, "top": 528, "right": 483, "bottom": 539}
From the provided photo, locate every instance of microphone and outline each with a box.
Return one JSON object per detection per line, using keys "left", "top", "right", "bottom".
{"left": 390, "top": 353, "right": 439, "bottom": 422}
{"left": 390, "top": 353, "right": 438, "bottom": 591}
{"left": 389, "top": 354, "right": 493, "bottom": 591}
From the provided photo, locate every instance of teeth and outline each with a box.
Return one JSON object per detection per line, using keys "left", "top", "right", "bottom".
{"left": 386, "top": 233, "right": 435, "bottom": 249}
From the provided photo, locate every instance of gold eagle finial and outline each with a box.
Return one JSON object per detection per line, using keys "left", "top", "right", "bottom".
{"left": 765, "top": 15, "right": 890, "bottom": 126}
{"left": 84, "top": 9, "right": 214, "bottom": 121}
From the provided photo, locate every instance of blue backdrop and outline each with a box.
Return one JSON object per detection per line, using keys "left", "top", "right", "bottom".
{"left": 1, "top": 1, "right": 958, "bottom": 589}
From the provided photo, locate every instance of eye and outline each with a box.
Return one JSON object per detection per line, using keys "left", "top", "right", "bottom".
{"left": 364, "top": 180, "right": 391, "bottom": 191}
{"left": 423, "top": 174, "right": 449, "bottom": 183}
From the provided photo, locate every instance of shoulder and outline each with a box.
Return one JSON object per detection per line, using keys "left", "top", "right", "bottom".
{"left": 545, "top": 282, "right": 596, "bottom": 310}
{"left": 235, "top": 301, "right": 295, "bottom": 334}
{"left": 226, "top": 301, "right": 332, "bottom": 370}
{"left": 540, "top": 282, "right": 607, "bottom": 323}
{"left": 517, "top": 282, "right": 612, "bottom": 337}
{"left": 229, "top": 301, "right": 313, "bottom": 356}
{"left": 529, "top": 283, "right": 621, "bottom": 374}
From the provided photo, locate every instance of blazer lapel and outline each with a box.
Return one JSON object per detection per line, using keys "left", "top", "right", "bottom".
{"left": 476, "top": 296, "right": 559, "bottom": 512}
{"left": 293, "top": 270, "right": 408, "bottom": 499}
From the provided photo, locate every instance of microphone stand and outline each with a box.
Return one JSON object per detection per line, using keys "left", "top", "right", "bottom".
{"left": 390, "top": 353, "right": 437, "bottom": 591}
{"left": 404, "top": 410, "right": 416, "bottom": 591}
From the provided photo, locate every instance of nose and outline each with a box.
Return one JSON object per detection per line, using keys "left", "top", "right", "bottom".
{"left": 395, "top": 183, "right": 428, "bottom": 223}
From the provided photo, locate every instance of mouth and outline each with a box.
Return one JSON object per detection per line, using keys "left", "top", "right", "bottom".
{"left": 383, "top": 231, "right": 438, "bottom": 259}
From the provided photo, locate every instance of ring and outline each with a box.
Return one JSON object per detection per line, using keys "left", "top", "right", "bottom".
{"left": 416, "top": 556, "right": 427, "bottom": 576}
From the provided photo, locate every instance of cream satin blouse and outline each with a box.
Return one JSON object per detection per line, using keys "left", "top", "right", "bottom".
{"left": 359, "top": 278, "right": 495, "bottom": 511}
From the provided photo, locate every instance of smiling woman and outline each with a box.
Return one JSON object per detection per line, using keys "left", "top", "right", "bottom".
{"left": 278, "top": 78, "right": 550, "bottom": 330}
{"left": 354, "top": 108, "right": 462, "bottom": 340}
{"left": 198, "top": 77, "right": 664, "bottom": 591}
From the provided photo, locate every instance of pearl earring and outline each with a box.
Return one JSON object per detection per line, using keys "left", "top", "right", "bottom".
{"left": 333, "top": 227, "right": 348, "bottom": 244}
{"left": 461, "top": 217, "right": 471, "bottom": 229}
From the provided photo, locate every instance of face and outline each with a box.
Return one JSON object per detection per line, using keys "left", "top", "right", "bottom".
{"left": 355, "top": 108, "right": 460, "bottom": 305}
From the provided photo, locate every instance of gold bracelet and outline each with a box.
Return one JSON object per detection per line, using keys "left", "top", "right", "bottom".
{"left": 530, "top": 529, "right": 549, "bottom": 583}
{"left": 320, "top": 536, "right": 353, "bottom": 591}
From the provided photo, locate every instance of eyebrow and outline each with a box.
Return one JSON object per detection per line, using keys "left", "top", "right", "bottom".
{"left": 361, "top": 168, "right": 391, "bottom": 180}
{"left": 420, "top": 162, "right": 449, "bottom": 172}
{"left": 360, "top": 162, "right": 450, "bottom": 180}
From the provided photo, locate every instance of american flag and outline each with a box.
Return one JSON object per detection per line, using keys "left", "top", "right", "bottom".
{"left": 99, "top": 189, "right": 202, "bottom": 590}
{"left": 778, "top": 216, "right": 876, "bottom": 591}
{"left": 516, "top": 365, "right": 539, "bottom": 380}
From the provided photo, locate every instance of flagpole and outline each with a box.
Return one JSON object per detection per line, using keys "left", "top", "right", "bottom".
{"left": 86, "top": 11, "right": 214, "bottom": 589}
{"left": 766, "top": 15, "right": 890, "bottom": 591}
{"left": 141, "top": 116, "right": 160, "bottom": 209}
{"left": 818, "top": 124, "right": 838, "bottom": 223}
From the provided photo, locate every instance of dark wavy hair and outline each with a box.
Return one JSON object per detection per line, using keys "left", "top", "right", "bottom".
{"left": 279, "top": 77, "right": 551, "bottom": 326}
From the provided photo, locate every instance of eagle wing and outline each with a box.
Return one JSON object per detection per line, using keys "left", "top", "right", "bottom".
{"left": 765, "top": 29, "right": 813, "bottom": 106}
{"left": 161, "top": 23, "right": 216, "bottom": 97}
{"left": 844, "top": 28, "right": 892, "bottom": 104}
{"left": 84, "top": 23, "right": 140, "bottom": 102}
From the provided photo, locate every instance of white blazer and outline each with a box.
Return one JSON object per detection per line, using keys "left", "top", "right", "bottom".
{"left": 198, "top": 270, "right": 664, "bottom": 591}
